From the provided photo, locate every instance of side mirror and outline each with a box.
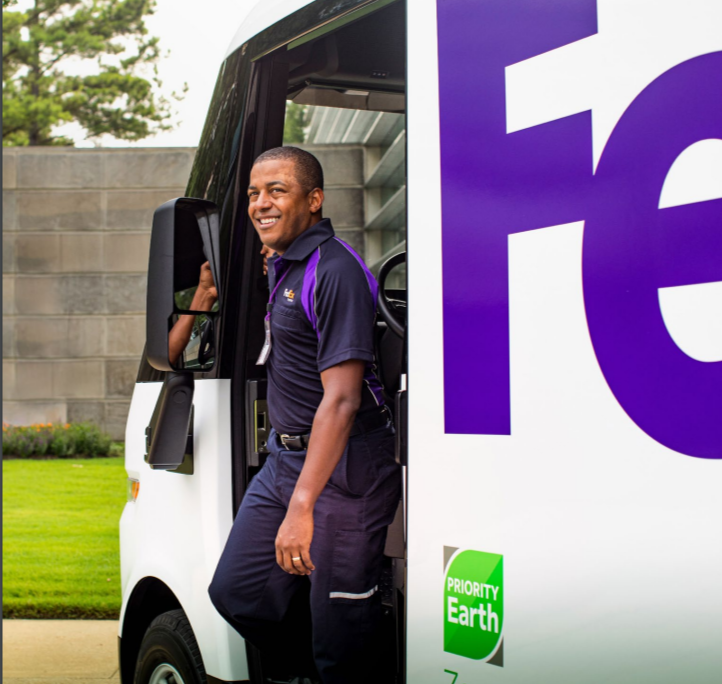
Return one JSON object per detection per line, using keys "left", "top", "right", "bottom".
{"left": 146, "top": 198, "right": 222, "bottom": 372}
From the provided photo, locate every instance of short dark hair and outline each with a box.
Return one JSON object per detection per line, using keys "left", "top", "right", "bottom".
{"left": 252, "top": 146, "right": 324, "bottom": 195}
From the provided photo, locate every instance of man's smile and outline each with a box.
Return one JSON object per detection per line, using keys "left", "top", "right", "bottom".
{"left": 257, "top": 216, "right": 280, "bottom": 226}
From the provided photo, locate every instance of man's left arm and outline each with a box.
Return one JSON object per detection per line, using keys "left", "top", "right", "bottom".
{"left": 274, "top": 358, "right": 365, "bottom": 576}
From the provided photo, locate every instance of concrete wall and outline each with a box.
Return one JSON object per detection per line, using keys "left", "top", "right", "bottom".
{"left": 299, "top": 144, "right": 366, "bottom": 256}
{"left": 2, "top": 145, "right": 364, "bottom": 440}
{"left": 3, "top": 147, "right": 194, "bottom": 439}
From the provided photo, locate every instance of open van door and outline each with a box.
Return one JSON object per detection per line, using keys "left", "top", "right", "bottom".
{"left": 406, "top": 1, "right": 722, "bottom": 682}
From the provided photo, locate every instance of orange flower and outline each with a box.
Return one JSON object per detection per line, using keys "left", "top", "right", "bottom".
{"left": 64, "top": 423, "right": 70, "bottom": 430}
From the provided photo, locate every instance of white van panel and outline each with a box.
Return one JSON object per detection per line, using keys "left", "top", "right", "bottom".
{"left": 120, "top": 379, "right": 248, "bottom": 682}
{"left": 406, "top": 0, "right": 722, "bottom": 682}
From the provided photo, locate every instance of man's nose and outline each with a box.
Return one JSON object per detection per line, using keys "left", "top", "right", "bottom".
{"left": 256, "top": 190, "right": 273, "bottom": 208}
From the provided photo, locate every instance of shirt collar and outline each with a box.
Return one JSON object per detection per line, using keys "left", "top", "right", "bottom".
{"left": 280, "top": 218, "right": 335, "bottom": 262}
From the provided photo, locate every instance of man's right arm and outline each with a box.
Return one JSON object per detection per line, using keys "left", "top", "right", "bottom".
{"left": 168, "top": 261, "right": 217, "bottom": 365}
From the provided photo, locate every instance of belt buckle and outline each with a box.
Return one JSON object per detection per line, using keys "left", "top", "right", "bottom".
{"left": 280, "top": 434, "right": 303, "bottom": 450}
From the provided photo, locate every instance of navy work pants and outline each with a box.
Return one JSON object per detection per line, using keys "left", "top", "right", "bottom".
{"left": 209, "top": 424, "right": 401, "bottom": 684}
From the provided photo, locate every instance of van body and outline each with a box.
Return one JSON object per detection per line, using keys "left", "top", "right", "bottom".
{"left": 119, "top": 1, "right": 722, "bottom": 682}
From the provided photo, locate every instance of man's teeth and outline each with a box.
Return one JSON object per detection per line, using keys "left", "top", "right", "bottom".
{"left": 259, "top": 217, "right": 279, "bottom": 225}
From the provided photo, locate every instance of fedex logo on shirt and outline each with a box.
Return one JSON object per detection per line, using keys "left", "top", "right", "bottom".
{"left": 437, "top": 0, "right": 722, "bottom": 459}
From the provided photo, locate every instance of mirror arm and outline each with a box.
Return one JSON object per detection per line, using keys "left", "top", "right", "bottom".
{"left": 146, "top": 373, "right": 195, "bottom": 470}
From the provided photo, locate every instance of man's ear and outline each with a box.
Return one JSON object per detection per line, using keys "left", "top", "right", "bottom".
{"left": 308, "top": 187, "right": 324, "bottom": 215}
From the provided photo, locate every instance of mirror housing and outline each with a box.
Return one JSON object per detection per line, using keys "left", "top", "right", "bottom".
{"left": 146, "top": 198, "right": 221, "bottom": 372}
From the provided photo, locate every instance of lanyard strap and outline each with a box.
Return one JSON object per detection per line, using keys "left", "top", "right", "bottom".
{"left": 266, "top": 262, "right": 293, "bottom": 320}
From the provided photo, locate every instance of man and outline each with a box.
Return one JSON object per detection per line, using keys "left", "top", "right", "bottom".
{"left": 209, "top": 147, "right": 401, "bottom": 684}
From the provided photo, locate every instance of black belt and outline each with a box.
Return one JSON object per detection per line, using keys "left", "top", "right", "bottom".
{"left": 279, "top": 406, "right": 391, "bottom": 451}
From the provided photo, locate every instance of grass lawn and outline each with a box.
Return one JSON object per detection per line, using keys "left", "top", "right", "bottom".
{"left": 3, "top": 457, "right": 127, "bottom": 618}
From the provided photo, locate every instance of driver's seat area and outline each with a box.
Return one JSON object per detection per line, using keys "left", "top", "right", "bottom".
{"left": 373, "top": 251, "right": 406, "bottom": 403}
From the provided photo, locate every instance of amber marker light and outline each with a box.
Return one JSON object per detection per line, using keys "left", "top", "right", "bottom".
{"left": 127, "top": 478, "right": 140, "bottom": 502}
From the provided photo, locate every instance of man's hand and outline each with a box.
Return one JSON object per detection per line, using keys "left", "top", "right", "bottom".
{"left": 261, "top": 245, "right": 276, "bottom": 276}
{"left": 168, "top": 261, "right": 218, "bottom": 365}
{"left": 274, "top": 359, "right": 365, "bottom": 574}
{"left": 198, "top": 261, "right": 218, "bottom": 301}
{"left": 275, "top": 505, "right": 316, "bottom": 575}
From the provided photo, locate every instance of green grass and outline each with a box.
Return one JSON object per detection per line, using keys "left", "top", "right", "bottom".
{"left": 3, "top": 457, "right": 127, "bottom": 618}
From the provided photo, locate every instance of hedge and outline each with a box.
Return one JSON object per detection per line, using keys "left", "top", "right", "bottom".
{"left": 2, "top": 422, "right": 123, "bottom": 458}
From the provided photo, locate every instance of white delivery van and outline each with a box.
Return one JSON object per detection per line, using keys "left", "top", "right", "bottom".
{"left": 119, "top": 1, "right": 722, "bottom": 682}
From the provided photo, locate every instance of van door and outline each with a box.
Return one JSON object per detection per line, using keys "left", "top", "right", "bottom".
{"left": 406, "top": 1, "right": 722, "bottom": 682}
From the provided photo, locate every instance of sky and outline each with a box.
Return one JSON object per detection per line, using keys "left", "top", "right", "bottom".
{"left": 17, "top": 0, "right": 259, "bottom": 148}
{"left": 118, "top": 0, "right": 257, "bottom": 148}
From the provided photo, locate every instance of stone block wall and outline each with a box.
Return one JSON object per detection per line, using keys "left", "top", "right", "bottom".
{"left": 299, "top": 145, "right": 365, "bottom": 255}
{"left": 3, "top": 148, "right": 194, "bottom": 439}
{"left": 3, "top": 145, "right": 364, "bottom": 440}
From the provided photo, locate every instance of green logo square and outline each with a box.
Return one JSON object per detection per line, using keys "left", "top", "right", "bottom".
{"left": 444, "top": 549, "right": 504, "bottom": 661}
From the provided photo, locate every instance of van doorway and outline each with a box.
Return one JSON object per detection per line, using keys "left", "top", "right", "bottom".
{"left": 234, "top": 1, "right": 407, "bottom": 681}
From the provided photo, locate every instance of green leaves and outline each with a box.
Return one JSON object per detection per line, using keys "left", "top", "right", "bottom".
{"left": 2, "top": 0, "right": 179, "bottom": 146}
{"left": 2, "top": 421, "right": 114, "bottom": 458}
{"left": 283, "top": 101, "right": 311, "bottom": 144}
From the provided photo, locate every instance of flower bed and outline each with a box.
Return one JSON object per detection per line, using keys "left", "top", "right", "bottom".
{"left": 2, "top": 422, "right": 122, "bottom": 459}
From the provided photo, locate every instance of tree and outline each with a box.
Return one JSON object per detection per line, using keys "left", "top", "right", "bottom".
{"left": 283, "top": 101, "right": 310, "bottom": 144}
{"left": 2, "top": 0, "right": 181, "bottom": 146}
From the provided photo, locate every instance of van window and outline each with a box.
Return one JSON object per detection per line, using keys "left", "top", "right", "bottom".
{"left": 282, "top": 0, "right": 406, "bottom": 286}
{"left": 239, "top": 0, "right": 408, "bottom": 495}
{"left": 285, "top": 103, "right": 406, "bottom": 289}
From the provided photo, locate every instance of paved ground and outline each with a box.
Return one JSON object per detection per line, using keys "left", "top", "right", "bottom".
{"left": 2, "top": 620, "right": 121, "bottom": 684}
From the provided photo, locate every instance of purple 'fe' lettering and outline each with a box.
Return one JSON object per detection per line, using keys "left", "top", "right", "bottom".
{"left": 436, "top": 0, "right": 597, "bottom": 435}
{"left": 437, "top": 1, "right": 722, "bottom": 458}
{"left": 583, "top": 53, "right": 722, "bottom": 459}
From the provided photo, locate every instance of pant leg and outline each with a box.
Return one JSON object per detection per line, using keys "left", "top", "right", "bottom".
{"left": 280, "top": 425, "right": 401, "bottom": 684}
{"left": 211, "top": 424, "right": 401, "bottom": 683}
{"left": 208, "top": 432, "right": 309, "bottom": 667}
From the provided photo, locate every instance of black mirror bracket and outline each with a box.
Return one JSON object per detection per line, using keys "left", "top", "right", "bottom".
{"left": 145, "top": 373, "right": 195, "bottom": 471}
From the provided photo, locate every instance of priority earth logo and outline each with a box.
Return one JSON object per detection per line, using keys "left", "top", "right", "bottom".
{"left": 443, "top": 547, "right": 504, "bottom": 666}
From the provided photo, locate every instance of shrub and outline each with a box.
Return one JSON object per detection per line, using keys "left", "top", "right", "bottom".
{"left": 2, "top": 422, "right": 116, "bottom": 458}
{"left": 109, "top": 442, "right": 125, "bottom": 458}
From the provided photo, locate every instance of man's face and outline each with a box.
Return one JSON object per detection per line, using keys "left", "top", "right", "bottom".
{"left": 247, "top": 159, "right": 323, "bottom": 255}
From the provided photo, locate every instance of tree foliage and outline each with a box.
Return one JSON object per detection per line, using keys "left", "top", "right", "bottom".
{"left": 283, "top": 101, "right": 310, "bottom": 144}
{"left": 2, "top": 0, "right": 181, "bottom": 146}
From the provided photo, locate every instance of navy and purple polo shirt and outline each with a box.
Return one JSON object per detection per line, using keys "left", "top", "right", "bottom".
{"left": 265, "top": 218, "right": 385, "bottom": 435}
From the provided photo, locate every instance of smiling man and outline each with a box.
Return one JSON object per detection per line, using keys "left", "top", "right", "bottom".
{"left": 209, "top": 146, "right": 401, "bottom": 684}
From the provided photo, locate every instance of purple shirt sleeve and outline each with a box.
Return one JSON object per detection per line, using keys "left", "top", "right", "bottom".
{"left": 314, "top": 246, "right": 378, "bottom": 372}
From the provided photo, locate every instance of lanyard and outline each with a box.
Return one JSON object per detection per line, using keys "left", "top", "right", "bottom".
{"left": 265, "top": 262, "right": 293, "bottom": 321}
{"left": 256, "top": 260, "right": 293, "bottom": 365}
